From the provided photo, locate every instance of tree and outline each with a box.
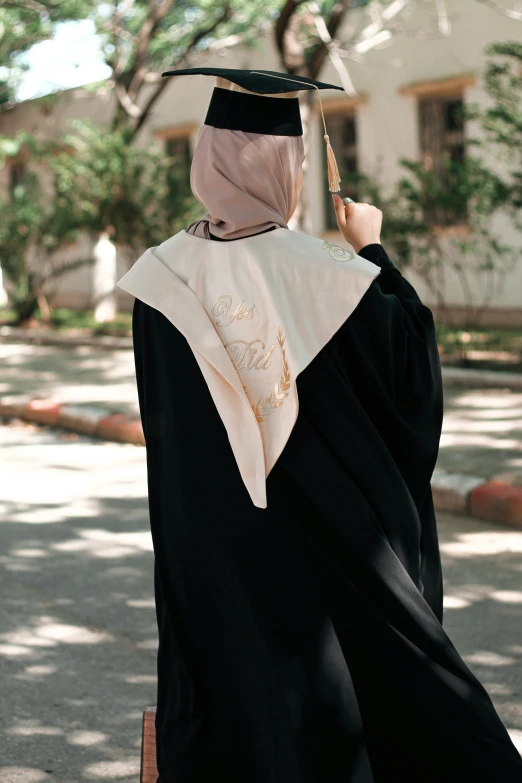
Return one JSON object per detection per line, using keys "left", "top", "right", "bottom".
{"left": 358, "top": 155, "right": 516, "bottom": 329}
{"left": 372, "top": 39, "right": 522, "bottom": 329}
{"left": 0, "top": 1, "right": 92, "bottom": 104}
{"left": 93, "top": 0, "right": 280, "bottom": 138}
{"left": 0, "top": 134, "right": 87, "bottom": 323}
{"left": 472, "top": 40, "right": 522, "bottom": 225}
{"left": 0, "top": 122, "right": 198, "bottom": 324}
{"left": 1, "top": 1, "right": 283, "bottom": 322}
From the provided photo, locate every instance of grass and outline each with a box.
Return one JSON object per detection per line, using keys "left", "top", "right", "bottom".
{"left": 436, "top": 325, "right": 522, "bottom": 373}
{"left": 51, "top": 308, "right": 132, "bottom": 336}
{"left": 0, "top": 307, "right": 132, "bottom": 337}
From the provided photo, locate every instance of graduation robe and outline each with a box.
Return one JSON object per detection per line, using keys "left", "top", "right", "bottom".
{"left": 128, "top": 233, "right": 522, "bottom": 782}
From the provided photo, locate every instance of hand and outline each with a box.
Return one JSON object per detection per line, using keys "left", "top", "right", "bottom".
{"left": 332, "top": 195, "right": 382, "bottom": 254}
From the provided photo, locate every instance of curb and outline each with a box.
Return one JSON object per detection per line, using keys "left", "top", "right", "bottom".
{"left": 1, "top": 397, "right": 144, "bottom": 447}
{"left": 0, "top": 325, "right": 132, "bottom": 350}
{"left": 441, "top": 366, "right": 522, "bottom": 390}
{"left": 2, "top": 396, "right": 522, "bottom": 530}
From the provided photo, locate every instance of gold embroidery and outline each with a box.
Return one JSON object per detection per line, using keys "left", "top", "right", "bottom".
{"left": 253, "top": 326, "right": 291, "bottom": 423}
{"left": 322, "top": 240, "right": 355, "bottom": 262}
{"left": 212, "top": 294, "right": 255, "bottom": 327}
{"left": 224, "top": 339, "right": 274, "bottom": 371}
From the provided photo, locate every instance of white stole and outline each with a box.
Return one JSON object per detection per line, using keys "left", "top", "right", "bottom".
{"left": 118, "top": 228, "right": 382, "bottom": 508}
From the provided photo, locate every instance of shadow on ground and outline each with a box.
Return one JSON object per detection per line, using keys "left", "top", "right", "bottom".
{"left": 0, "top": 343, "right": 138, "bottom": 417}
{"left": 1, "top": 424, "right": 522, "bottom": 782}
{"left": 437, "top": 386, "right": 522, "bottom": 479}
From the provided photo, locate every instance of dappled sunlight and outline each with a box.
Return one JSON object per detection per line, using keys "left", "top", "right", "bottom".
{"left": 50, "top": 527, "right": 153, "bottom": 558}
{"left": 437, "top": 513, "right": 522, "bottom": 741}
{"left": 440, "top": 530, "right": 522, "bottom": 558}
{"left": 2, "top": 501, "right": 97, "bottom": 526}
{"left": 0, "top": 343, "right": 138, "bottom": 415}
{"left": 0, "top": 768, "right": 49, "bottom": 783}
{"left": 23, "top": 664, "right": 57, "bottom": 676}
{"left": 443, "top": 415, "right": 522, "bottom": 433}
{"left": 440, "top": 432, "right": 522, "bottom": 449}
{"left": 68, "top": 730, "right": 108, "bottom": 746}
{"left": 465, "top": 650, "right": 517, "bottom": 667}
{"left": 447, "top": 391, "right": 522, "bottom": 409}
{"left": 1, "top": 422, "right": 521, "bottom": 775}
{"left": 0, "top": 615, "right": 114, "bottom": 659}
{"left": 438, "top": 388, "right": 522, "bottom": 478}
{"left": 443, "top": 584, "right": 522, "bottom": 610}
{"left": 83, "top": 758, "right": 141, "bottom": 779}
{"left": 36, "top": 616, "right": 114, "bottom": 644}
{"left": 124, "top": 674, "right": 156, "bottom": 684}
{"left": 135, "top": 638, "right": 159, "bottom": 651}
{"left": 1, "top": 429, "right": 156, "bottom": 779}
{"left": 126, "top": 598, "right": 155, "bottom": 608}
{"left": 491, "top": 590, "right": 522, "bottom": 603}
{"left": 10, "top": 725, "right": 62, "bottom": 737}
{"left": 482, "top": 681, "right": 512, "bottom": 696}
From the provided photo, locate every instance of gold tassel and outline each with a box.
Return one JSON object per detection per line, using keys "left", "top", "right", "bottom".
{"left": 324, "top": 133, "right": 341, "bottom": 193}
{"left": 250, "top": 71, "right": 343, "bottom": 194}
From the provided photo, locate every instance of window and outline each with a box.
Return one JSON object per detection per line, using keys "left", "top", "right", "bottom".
{"left": 418, "top": 94, "right": 467, "bottom": 225}
{"left": 419, "top": 96, "right": 465, "bottom": 170}
{"left": 323, "top": 112, "right": 359, "bottom": 231}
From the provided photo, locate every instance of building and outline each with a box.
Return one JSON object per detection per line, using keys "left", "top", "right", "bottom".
{"left": 1, "top": 0, "right": 521, "bottom": 324}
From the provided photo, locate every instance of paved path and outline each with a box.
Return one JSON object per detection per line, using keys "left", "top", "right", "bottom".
{"left": 0, "top": 343, "right": 139, "bottom": 418}
{"left": 2, "top": 342, "right": 522, "bottom": 482}
{"left": 1, "top": 423, "right": 522, "bottom": 782}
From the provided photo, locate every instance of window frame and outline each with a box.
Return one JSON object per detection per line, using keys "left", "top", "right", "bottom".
{"left": 400, "top": 74, "right": 475, "bottom": 232}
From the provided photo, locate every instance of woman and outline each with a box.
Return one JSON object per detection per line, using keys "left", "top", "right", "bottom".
{"left": 119, "top": 69, "right": 522, "bottom": 782}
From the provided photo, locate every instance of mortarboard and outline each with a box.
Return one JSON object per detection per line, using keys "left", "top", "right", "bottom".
{"left": 161, "top": 67, "right": 345, "bottom": 193}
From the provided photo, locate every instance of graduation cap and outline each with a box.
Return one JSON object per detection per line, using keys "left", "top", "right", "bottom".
{"left": 161, "top": 67, "right": 345, "bottom": 193}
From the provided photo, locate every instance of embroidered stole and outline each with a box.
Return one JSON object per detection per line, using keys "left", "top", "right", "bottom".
{"left": 118, "top": 228, "right": 382, "bottom": 508}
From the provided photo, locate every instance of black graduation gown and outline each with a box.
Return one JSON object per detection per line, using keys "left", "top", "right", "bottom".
{"left": 132, "top": 237, "right": 522, "bottom": 783}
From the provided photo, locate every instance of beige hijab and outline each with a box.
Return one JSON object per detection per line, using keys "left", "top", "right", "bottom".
{"left": 187, "top": 125, "right": 305, "bottom": 240}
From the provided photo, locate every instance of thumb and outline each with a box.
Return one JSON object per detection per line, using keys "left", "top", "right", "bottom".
{"left": 332, "top": 194, "right": 346, "bottom": 229}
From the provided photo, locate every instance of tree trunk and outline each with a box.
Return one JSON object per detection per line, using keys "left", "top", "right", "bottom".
{"left": 0, "top": 267, "right": 8, "bottom": 309}
{"left": 92, "top": 232, "right": 118, "bottom": 323}
{"left": 13, "top": 295, "right": 39, "bottom": 326}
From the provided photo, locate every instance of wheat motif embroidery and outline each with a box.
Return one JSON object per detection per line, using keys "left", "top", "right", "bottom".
{"left": 253, "top": 325, "right": 291, "bottom": 423}
{"left": 322, "top": 240, "right": 355, "bottom": 262}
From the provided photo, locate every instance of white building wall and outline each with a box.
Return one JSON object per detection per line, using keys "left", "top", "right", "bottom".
{"left": 1, "top": 0, "right": 521, "bottom": 318}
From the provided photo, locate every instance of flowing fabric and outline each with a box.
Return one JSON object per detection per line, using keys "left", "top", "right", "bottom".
{"left": 131, "top": 241, "right": 522, "bottom": 782}
{"left": 187, "top": 125, "right": 304, "bottom": 239}
{"left": 127, "top": 125, "right": 522, "bottom": 782}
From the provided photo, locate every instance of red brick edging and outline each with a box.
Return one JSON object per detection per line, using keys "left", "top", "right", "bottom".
{"left": 0, "top": 397, "right": 145, "bottom": 447}
{"left": 2, "top": 396, "right": 522, "bottom": 529}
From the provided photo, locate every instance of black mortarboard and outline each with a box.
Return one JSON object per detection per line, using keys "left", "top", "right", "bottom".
{"left": 161, "top": 67, "right": 345, "bottom": 192}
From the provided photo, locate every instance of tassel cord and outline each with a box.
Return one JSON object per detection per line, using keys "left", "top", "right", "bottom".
{"left": 250, "top": 71, "right": 342, "bottom": 193}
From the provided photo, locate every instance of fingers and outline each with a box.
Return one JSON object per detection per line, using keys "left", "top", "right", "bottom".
{"left": 332, "top": 193, "right": 347, "bottom": 229}
{"left": 331, "top": 197, "right": 383, "bottom": 252}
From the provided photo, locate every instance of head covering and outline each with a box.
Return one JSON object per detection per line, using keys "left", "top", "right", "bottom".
{"left": 161, "top": 67, "right": 344, "bottom": 192}
{"left": 187, "top": 125, "right": 305, "bottom": 240}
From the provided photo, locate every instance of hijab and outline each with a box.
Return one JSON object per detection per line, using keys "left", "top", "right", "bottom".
{"left": 186, "top": 125, "right": 305, "bottom": 240}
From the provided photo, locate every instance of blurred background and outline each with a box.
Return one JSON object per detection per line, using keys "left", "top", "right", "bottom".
{"left": 1, "top": 3, "right": 522, "bottom": 782}
{"left": 1, "top": 0, "right": 522, "bottom": 352}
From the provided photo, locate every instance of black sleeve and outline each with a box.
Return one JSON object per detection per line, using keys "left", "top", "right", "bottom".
{"left": 330, "top": 242, "right": 444, "bottom": 500}
{"left": 358, "top": 243, "right": 427, "bottom": 306}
